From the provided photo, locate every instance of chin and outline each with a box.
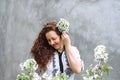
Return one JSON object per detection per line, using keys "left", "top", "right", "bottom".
{"left": 53, "top": 46, "right": 59, "bottom": 50}
{"left": 54, "top": 47, "right": 58, "bottom": 50}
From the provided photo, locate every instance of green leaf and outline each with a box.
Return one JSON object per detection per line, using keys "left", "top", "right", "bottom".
{"left": 82, "top": 74, "right": 89, "bottom": 78}
{"left": 102, "top": 64, "right": 112, "bottom": 75}
{"left": 17, "top": 73, "right": 30, "bottom": 80}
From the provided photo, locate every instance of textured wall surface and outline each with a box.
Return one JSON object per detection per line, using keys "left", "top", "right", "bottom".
{"left": 0, "top": 0, "right": 120, "bottom": 80}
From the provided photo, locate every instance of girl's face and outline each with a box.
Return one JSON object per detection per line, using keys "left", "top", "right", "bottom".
{"left": 45, "top": 31, "right": 63, "bottom": 50}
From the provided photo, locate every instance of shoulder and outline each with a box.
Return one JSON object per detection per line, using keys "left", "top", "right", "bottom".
{"left": 71, "top": 46, "right": 79, "bottom": 52}
{"left": 71, "top": 46, "right": 78, "bottom": 49}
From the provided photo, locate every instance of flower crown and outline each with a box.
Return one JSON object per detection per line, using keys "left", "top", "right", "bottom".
{"left": 57, "top": 18, "right": 70, "bottom": 33}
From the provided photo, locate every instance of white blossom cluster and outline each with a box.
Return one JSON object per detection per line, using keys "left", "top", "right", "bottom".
{"left": 17, "top": 59, "right": 68, "bottom": 80}
{"left": 20, "top": 59, "right": 38, "bottom": 71}
{"left": 57, "top": 18, "right": 70, "bottom": 33}
{"left": 42, "top": 72, "right": 52, "bottom": 80}
{"left": 17, "top": 59, "right": 41, "bottom": 80}
{"left": 82, "top": 45, "right": 112, "bottom": 80}
{"left": 42, "top": 71, "right": 68, "bottom": 80}
{"left": 94, "top": 45, "right": 108, "bottom": 63}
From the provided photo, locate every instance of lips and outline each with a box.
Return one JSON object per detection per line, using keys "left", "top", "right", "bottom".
{"left": 52, "top": 44, "right": 58, "bottom": 48}
{"left": 53, "top": 44, "right": 57, "bottom": 47}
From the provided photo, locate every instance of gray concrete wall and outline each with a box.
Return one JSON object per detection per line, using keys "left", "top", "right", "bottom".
{"left": 0, "top": 0, "right": 120, "bottom": 80}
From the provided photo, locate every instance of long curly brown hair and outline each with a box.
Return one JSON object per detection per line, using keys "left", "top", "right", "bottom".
{"left": 31, "top": 22, "right": 62, "bottom": 71}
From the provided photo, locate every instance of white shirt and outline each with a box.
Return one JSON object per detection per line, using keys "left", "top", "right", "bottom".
{"left": 43, "top": 46, "right": 84, "bottom": 80}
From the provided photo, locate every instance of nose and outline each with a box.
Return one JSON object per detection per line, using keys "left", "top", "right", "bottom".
{"left": 49, "top": 40, "right": 54, "bottom": 45}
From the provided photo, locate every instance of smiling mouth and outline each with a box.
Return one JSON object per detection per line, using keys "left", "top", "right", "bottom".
{"left": 52, "top": 44, "right": 58, "bottom": 48}
{"left": 53, "top": 44, "right": 57, "bottom": 47}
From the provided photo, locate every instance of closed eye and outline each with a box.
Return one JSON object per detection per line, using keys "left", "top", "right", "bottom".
{"left": 52, "top": 37, "right": 57, "bottom": 40}
{"left": 47, "top": 37, "right": 57, "bottom": 42}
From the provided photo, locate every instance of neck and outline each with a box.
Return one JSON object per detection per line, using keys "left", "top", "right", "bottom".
{"left": 58, "top": 48, "right": 64, "bottom": 53}
{"left": 58, "top": 44, "right": 64, "bottom": 53}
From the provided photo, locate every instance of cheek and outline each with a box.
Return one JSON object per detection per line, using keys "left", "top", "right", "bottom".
{"left": 56, "top": 38, "right": 61, "bottom": 44}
